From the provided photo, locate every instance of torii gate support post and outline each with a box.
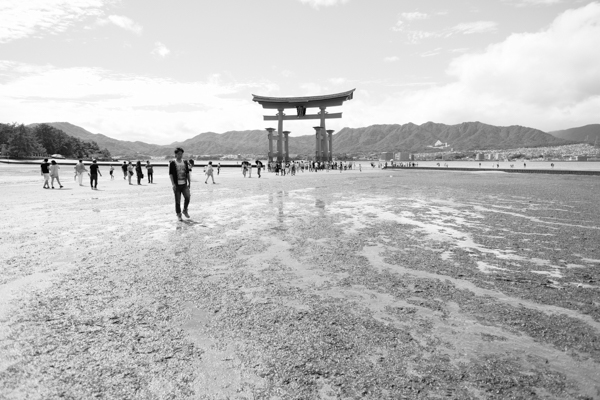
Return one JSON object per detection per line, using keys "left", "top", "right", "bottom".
{"left": 320, "top": 107, "right": 327, "bottom": 163}
{"left": 265, "top": 128, "right": 275, "bottom": 162}
{"left": 321, "top": 128, "right": 328, "bottom": 163}
{"left": 283, "top": 131, "right": 290, "bottom": 162}
{"left": 277, "top": 109, "right": 284, "bottom": 162}
{"left": 313, "top": 127, "right": 322, "bottom": 162}
{"left": 327, "top": 130, "right": 334, "bottom": 162}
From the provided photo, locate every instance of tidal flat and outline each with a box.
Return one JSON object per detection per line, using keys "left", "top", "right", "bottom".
{"left": 0, "top": 165, "right": 599, "bottom": 399}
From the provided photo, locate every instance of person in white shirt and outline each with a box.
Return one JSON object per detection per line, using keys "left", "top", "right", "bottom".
{"left": 74, "top": 160, "right": 87, "bottom": 186}
{"left": 49, "top": 160, "right": 63, "bottom": 189}
{"left": 205, "top": 161, "right": 215, "bottom": 184}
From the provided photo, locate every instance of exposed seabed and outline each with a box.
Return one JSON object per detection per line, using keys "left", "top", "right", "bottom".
{"left": 1, "top": 167, "right": 599, "bottom": 399}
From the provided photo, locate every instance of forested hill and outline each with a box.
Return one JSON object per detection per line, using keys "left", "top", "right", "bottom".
{"left": 10, "top": 120, "right": 577, "bottom": 158}
{"left": 29, "top": 122, "right": 163, "bottom": 156}
{"left": 549, "top": 124, "right": 600, "bottom": 145}
{"left": 0, "top": 123, "right": 109, "bottom": 159}
{"left": 333, "top": 122, "right": 570, "bottom": 152}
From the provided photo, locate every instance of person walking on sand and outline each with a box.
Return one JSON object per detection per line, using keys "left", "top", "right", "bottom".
{"left": 169, "top": 147, "right": 191, "bottom": 221}
{"left": 75, "top": 160, "right": 87, "bottom": 186}
{"left": 145, "top": 160, "right": 154, "bottom": 183}
{"left": 89, "top": 159, "right": 102, "bottom": 190}
{"left": 109, "top": 164, "right": 114, "bottom": 180}
{"left": 127, "top": 161, "right": 134, "bottom": 185}
{"left": 217, "top": 163, "right": 221, "bottom": 175}
{"left": 40, "top": 158, "right": 51, "bottom": 189}
{"left": 121, "top": 161, "right": 127, "bottom": 180}
{"left": 135, "top": 161, "right": 143, "bottom": 185}
{"left": 242, "top": 161, "right": 248, "bottom": 177}
{"left": 205, "top": 161, "right": 215, "bottom": 184}
{"left": 256, "top": 160, "right": 263, "bottom": 178}
{"left": 49, "top": 160, "right": 63, "bottom": 189}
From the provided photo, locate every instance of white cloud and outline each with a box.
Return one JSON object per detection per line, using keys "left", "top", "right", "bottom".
{"left": 351, "top": 3, "right": 600, "bottom": 131}
{"left": 0, "top": 61, "right": 278, "bottom": 143}
{"left": 401, "top": 11, "right": 429, "bottom": 21}
{"left": 401, "top": 21, "right": 498, "bottom": 43}
{"left": 420, "top": 48, "right": 443, "bottom": 57}
{"left": 392, "top": 21, "right": 405, "bottom": 32}
{"left": 384, "top": 56, "right": 400, "bottom": 62}
{"left": 98, "top": 15, "right": 142, "bottom": 35}
{"left": 450, "top": 21, "right": 498, "bottom": 34}
{"left": 151, "top": 42, "right": 170, "bottom": 58}
{"left": 296, "top": 0, "right": 349, "bottom": 9}
{"left": 299, "top": 82, "right": 325, "bottom": 94}
{"left": 0, "top": 0, "right": 110, "bottom": 43}
{"left": 329, "top": 77, "right": 346, "bottom": 85}
{"left": 503, "top": 0, "right": 563, "bottom": 6}
{"left": 393, "top": 11, "right": 429, "bottom": 31}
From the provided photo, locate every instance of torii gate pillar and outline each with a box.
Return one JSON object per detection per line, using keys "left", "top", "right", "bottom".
{"left": 276, "top": 109, "right": 284, "bottom": 162}
{"left": 313, "top": 127, "right": 322, "bottom": 162}
{"left": 265, "top": 128, "right": 275, "bottom": 162}
{"left": 327, "top": 130, "right": 334, "bottom": 162}
{"left": 283, "top": 131, "right": 290, "bottom": 162}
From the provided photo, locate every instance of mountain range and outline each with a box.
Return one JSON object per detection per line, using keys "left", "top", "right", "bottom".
{"left": 28, "top": 121, "right": 596, "bottom": 157}
{"left": 549, "top": 124, "right": 600, "bottom": 145}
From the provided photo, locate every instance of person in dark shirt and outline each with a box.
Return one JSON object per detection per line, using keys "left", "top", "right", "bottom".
{"left": 135, "top": 161, "right": 143, "bottom": 185}
{"left": 169, "top": 147, "right": 191, "bottom": 221}
{"left": 256, "top": 160, "right": 263, "bottom": 178}
{"left": 145, "top": 161, "right": 154, "bottom": 183}
{"left": 89, "top": 159, "right": 102, "bottom": 190}
{"left": 40, "top": 158, "right": 50, "bottom": 189}
{"left": 121, "top": 161, "right": 127, "bottom": 179}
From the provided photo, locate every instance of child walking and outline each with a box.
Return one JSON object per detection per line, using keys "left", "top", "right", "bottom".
{"left": 205, "top": 161, "right": 215, "bottom": 184}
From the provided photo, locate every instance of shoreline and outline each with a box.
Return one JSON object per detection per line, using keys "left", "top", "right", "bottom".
{"left": 386, "top": 166, "right": 600, "bottom": 175}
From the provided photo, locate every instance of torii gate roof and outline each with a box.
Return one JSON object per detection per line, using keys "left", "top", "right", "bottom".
{"left": 252, "top": 89, "right": 355, "bottom": 109}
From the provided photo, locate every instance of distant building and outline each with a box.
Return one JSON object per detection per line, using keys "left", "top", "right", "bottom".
{"left": 577, "top": 156, "right": 588, "bottom": 161}
{"left": 381, "top": 152, "right": 394, "bottom": 161}
{"left": 394, "top": 152, "right": 411, "bottom": 161}
{"left": 475, "top": 153, "right": 485, "bottom": 161}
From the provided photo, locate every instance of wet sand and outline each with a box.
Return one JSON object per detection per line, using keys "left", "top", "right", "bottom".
{"left": 1, "top": 166, "right": 599, "bottom": 399}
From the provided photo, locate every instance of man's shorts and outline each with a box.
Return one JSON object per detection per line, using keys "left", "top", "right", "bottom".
{"left": 43, "top": 173, "right": 50, "bottom": 181}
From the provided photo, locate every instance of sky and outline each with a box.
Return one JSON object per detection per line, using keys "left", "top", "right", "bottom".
{"left": 1, "top": 0, "right": 599, "bottom": 144}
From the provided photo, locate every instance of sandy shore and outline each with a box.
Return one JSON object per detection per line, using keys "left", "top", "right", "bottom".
{"left": 1, "top": 166, "right": 599, "bottom": 399}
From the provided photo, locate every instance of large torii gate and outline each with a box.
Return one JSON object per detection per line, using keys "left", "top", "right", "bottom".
{"left": 252, "top": 89, "right": 355, "bottom": 163}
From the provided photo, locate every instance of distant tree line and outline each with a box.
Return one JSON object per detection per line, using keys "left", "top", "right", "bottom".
{"left": 0, "top": 123, "right": 111, "bottom": 159}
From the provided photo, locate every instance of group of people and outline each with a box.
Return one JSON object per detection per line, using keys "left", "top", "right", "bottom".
{"left": 41, "top": 148, "right": 369, "bottom": 222}
{"left": 266, "top": 160, "right": 360, "bottom": 175}
{"left": 40, "top": 158, "right": 157, "bottom": 191}
{"left": 120, "top": 160, "right": 154, "bottom": 185}
{"left": 40, "top": 159, "right": 63, "bottom": 189}
{"left": 240, "top": 160, "right": 263, "bottom": 178}
{"left": 41, "top": 158, "right": 104, "bottom": 190}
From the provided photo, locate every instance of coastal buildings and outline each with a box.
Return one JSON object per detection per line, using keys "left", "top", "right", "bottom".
{"left": 395, "top": 152, "right": 413, "bottom": 161}
{"left": 381, "top": 152, "right": 394, "bottom": 161}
